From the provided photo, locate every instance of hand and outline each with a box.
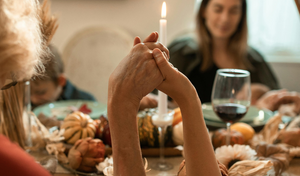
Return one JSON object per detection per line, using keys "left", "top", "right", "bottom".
{"left": 109, "top": 32, "right": 168, "bottom": 107}
{"left": 68, "top": 138, "right": 105, "bottom": 172}
{"left": 256, "top": 90, "right": 300, "bottom": 114}
{"left": 133, "top": 32, "right": 169, "bottom": 59}
{"left": 139, "top": 94, "right": 158, "bottom": 110}
{"left": 152, "top": 49, "right": 196, "bottom": 104}
{"left": 274, "top": 129, "right": 300, "bottom": 147}
{"left": 256, "top": 89, "right": 287, "bottom": 111}
{"left": 276, "top": 91, "right": 300, "bottom": 114}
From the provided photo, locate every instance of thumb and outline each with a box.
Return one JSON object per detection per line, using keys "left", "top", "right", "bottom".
{"left": 153, "top": 48, "right": 175, "bottom": 80}
{"left": 133, "top": 36, "right": 142, "bottom": 46}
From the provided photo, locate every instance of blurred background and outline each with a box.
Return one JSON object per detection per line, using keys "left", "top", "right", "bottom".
{"left": 49, "top": 0, "right": 300, "bottom": 104}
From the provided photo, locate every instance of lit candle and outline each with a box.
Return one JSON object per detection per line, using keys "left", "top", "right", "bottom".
{"left": 158, "top": 2, "right": 168, "bottom": 118}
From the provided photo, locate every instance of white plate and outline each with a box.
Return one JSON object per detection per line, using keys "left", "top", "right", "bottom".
{"left": 33, "top": 100, "right": 107, "bottom": 120}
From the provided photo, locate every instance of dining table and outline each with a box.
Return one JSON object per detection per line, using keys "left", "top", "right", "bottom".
{"left": 31, "top": 150, "right": 300, "bottom": 176}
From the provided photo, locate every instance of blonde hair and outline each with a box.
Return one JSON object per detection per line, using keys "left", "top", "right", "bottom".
{"left": 196, "top": 0, "right": 251, "bottom": 71}
{"left": 0, "top": 0, "right": 58, "bottom": 81}
{"left": 0, "top": 0, "right": 58, "bottom": 148}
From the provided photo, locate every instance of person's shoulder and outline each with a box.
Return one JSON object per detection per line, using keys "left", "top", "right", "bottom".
{"left": 63, "top": 80, "right": 96, "bottom": 101}
{"left": 168, "top": 34, "right": 198, "bottom": 55}
{"left": 247, "top": 46, "right": 266, "bottom": 63}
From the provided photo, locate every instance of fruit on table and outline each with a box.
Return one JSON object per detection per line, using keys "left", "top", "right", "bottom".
{"left": 68, "top": 138, "right": 105, "bottom": 172}
{"left": 172, "top": 121, "right": 184, "bottom": 145}
{"left": 61, "top": 111, "right": 96, "bottom": 144}
{"left": 172, "top": 107, "right": 182, "bottom": 127}
{"left": 102, "top": 122, "right": 112, "bottom": 147}
{"left": 95, "top": 115, "right": 109, "bottom": 140}
{"left": 212, "top": 128, "right": 245, "bottom": 149}
{"left": 138, "top": 114, "right": 173, "bottom": 148}
{"left": 230, "top": 122, "right": 255, "bottom": 142}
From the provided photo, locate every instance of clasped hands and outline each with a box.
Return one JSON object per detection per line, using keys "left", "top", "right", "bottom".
{"left": 109, "top": 32, "right": 194, "bottom": 110}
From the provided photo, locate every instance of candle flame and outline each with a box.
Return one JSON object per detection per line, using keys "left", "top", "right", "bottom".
{"left": 161, "top": 2, "right": 167, "bottom": 18}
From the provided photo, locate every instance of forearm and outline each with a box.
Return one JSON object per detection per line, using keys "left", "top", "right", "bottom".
{"left": 108, "top": 95, "right": 146, "bottom": 176}
{"left": 175, "top": 89, "right": 221, "bottom": 176}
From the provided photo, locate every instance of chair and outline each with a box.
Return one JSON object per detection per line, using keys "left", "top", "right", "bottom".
{"left": 62, "top": 26, "right": 133, "bottom": 104}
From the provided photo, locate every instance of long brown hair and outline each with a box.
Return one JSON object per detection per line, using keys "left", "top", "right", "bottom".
{"left": 196, "top": 0, "right": 251, "bottom": 71}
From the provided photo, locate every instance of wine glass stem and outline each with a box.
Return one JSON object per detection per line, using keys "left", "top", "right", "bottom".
{"left": 226, "top": 122, "right": 231, "bottom": 146}
{"left": 159, "top": 126, "right": 166, "bottom": 164}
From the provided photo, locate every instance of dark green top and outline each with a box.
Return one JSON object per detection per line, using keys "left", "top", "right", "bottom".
{"left": 168, "top": 36, "right": 279, "bottom": 103}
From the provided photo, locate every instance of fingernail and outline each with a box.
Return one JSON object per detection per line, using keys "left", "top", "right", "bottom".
{"left": 153, "top": 49, "right": 162, "bottom": 61}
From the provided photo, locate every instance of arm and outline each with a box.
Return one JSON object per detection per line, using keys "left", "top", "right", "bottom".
{"left": 108, "top": 32, "right": 168, "bottom": 175}
{"left": 153, "top": 49, "right": 221, "bottom": 176}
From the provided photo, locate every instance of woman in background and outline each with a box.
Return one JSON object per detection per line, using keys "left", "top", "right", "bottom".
{"left": 169, "top": 0, "right": 278, "bottom": 104}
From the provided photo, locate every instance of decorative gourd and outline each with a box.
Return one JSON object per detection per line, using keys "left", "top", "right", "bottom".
{"left": 138, "top": 114, "right": 173, "bottom": 148}
{"left": 68, "top": 138, "right": 105, "bottom": 172}
{"left": 212, "top": 128, "right": 245, "bottom": 149}
{"left": 172, "top": 107, "right": 182, "bottom": 127}
{"left": 172, "top": 121, "right": 184, "bottom": 145}
{"left": 61, "top": 111, "right": 96, "bottom": 144}
{"left": 230, "top": 122, "right": 255, "bottom": 142}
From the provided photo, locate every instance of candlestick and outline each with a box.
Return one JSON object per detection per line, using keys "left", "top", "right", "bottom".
{"left": 158, "top": 2, "right": 168, "bottom": 118}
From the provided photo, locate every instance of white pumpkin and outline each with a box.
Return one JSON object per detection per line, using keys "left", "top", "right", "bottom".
{"left": 172, "top": 121, "right": 184, "bottom": 145}
{"left": 61, "top": 111, "right": 96, "bottom": 144}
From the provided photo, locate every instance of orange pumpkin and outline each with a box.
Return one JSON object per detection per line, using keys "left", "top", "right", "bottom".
{"left": 172, "top": 108, "right": 182, "bottom": 127}
{"left": 212, "top": 128, "right": 245, "bottom": 149}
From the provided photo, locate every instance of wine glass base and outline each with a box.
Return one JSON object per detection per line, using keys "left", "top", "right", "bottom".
{"left": 151, "top": 161, "right": 173, "bottom": 171}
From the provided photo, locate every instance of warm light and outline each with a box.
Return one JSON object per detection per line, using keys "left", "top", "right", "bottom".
{"left": 161, "top": 2, "right": 167, "bottom": 18}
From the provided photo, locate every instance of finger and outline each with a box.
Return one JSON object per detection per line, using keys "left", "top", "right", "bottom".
{"left": 163, "top": 51, "right": 169, "bottom": 61}
{"left": 143, "top": 32, "right": 158, "bottom": 43}
{"left": 133, "top": 36, "right": 142, "bottom": 46}
{"left": 153, "top": 48, "right": 175, "bottom": 80}
{"left": 143, "top": 43, "right": 169, "bottom": 58}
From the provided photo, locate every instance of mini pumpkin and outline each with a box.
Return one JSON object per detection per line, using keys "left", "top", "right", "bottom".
{"left": 230, "top": 122, "right": 255, "bottom": 142}
{"left": 172, "top": 107, "right": 182, "bottom": 127}
{"left": 61, "top": 112, "right": 96, "bottom": 144}
{"left": 212, "top": 128, "right": 245, "bottom": 149}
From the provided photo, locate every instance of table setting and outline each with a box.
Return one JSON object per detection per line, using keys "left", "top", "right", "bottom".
{"left": 24, "top": 3, "right": 300, "bottom": 174}
{"left": 4, "top": 2, "right": 299, "bottom": 176}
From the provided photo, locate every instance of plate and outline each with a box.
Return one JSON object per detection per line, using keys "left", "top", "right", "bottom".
{"left": 59, "top": 162, "right": 103, "bottom": 176}
{"left": 33, "top": 100, "right": 107, "bottom": 120}
{"left": 202, "top": 103, "right": 274, "bottom": 131}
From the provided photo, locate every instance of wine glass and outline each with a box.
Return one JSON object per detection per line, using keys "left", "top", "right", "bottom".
{"left": 151, "top": 110, "right": 174, "bottom": 171}
{"left": 211, "top": 69, "right": 251, "bottom": 145}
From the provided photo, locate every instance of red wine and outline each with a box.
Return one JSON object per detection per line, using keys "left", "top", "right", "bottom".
{"left": 214, "top": 103, "right": 247, "bottom": 123}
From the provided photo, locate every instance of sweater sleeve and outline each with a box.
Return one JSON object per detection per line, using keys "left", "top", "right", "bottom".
{"left": 0, "top": 135, "right": 52, "bottom": 176}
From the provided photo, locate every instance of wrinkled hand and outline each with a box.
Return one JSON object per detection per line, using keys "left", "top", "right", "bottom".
{"left": 256, "top": 90, "right": 300, "bottom": 114}
{"left": 139, "top": 94, "right": 158, "bottom": 110}
{"left": 133, "top": 31, "right": 169, "bottom": 59}
{"left": 68, "top": 138, "right": 105, "bottom": 172}
{"left": 109, "top": 32, "right": 168, "bottom": 107}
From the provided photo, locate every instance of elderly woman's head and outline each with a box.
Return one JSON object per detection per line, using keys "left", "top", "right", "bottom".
{"left": 0, "top": 0, "right": 58, "bottom": 89}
